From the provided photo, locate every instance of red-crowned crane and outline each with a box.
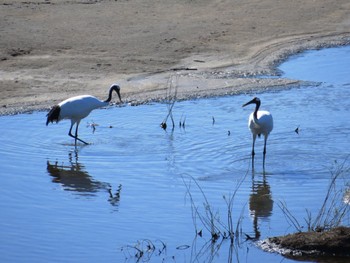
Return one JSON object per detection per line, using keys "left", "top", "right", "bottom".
{"left": 242, "top": 97, "right": 273, "bottom": 168}
{"left": 46, "top": 84, "right": 122, "bottom": 146}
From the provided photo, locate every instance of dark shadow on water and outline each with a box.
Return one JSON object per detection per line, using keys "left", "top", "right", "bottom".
{"left": 46, "top": 152, "right": 121, "bottom": 208}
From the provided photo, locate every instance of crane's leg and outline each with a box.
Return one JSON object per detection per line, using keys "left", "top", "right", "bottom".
{"left": 68, "top": 121, "right": 76, "bottom": 145}
{"left": 68, "top": 120, "right": 89, "bottom": 146}
{"left": 252, "top": 134, "right": 257, "bottom": 168}
{"left": 263, "top": 135, "right": 268, "bottom": 169}
{"left": 74, "top": 121, "right": 89, "bottom": 145}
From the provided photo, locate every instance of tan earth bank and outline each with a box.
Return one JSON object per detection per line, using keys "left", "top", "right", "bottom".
{"left": 1, "top": 0, "right": 350, "bottom": 115}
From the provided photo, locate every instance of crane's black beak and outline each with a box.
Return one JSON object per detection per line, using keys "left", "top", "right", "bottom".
{"left": 242, "top": 98, "right": 254, "bottom": 107}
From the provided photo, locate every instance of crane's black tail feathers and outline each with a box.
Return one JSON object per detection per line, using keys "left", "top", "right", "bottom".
{"left": 46, "top": 105, "right": 61, "bottom": 126}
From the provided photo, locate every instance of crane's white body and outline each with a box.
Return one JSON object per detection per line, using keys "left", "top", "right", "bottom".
{"left": 58, "top": 95, "right": 108, "bottom": 123}
{"left": 247, "top": 110, "right": 273, "bottom": 139}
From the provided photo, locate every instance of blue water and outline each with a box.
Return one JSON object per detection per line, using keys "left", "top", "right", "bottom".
{"left": 0, "top": 46, "right": 349, "bottom": 263}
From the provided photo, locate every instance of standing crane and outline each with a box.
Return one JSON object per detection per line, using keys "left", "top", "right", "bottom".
{"left": 46, "top": 83, "right": 122, "bottom": 146}
{"left": 242, "top": 97, "right": 273, "bottom": 168}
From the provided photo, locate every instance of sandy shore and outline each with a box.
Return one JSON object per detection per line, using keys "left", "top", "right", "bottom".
{"left": 1, "top": 0, "right": 349, "bottom": 115}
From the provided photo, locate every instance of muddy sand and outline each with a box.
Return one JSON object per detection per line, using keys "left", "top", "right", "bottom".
{"left": 1, "top": 0, "right": 350, "bottom": 115}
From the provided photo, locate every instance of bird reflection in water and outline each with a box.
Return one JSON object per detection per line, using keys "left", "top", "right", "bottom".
{"left": 249, "top": 172, "right": 273, "bottom": 240}
{"left": 46, "top": 152, "right": 121, "bottom": 207}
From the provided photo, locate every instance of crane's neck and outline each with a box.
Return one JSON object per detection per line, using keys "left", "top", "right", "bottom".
{"left": 253, "top": 100, "right": 261, "bottom": 120}
{"left": 104, "top": 85, "right": 121, "bottom": 103}
{"left": 104, "top": 87, "right": 114, "bottom": 103}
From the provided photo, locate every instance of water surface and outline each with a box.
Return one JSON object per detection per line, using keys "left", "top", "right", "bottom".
{"left": 0, "top": 46, "right": 349, "bottom": 263}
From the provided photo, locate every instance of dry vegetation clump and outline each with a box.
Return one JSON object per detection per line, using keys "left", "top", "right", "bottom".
{"left": 268, "top": 226, "right": 350, "bottom": 256}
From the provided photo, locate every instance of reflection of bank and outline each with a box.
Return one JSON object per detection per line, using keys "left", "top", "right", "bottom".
{"left": 46, "top": 153, "right": 121, "bottom": 207}
{"left": 249, "top": 173, "right": 273, "bottom": 240}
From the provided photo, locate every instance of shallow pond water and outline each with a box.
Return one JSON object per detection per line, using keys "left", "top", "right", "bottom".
{"left": 0, "top": 46, "right": 350, "bottom": 263}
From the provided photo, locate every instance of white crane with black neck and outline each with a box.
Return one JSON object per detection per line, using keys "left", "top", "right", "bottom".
{"left": 46, "top": 83, "right": 122, "bottom": 146}
{"left": 242, "top": 97, "right": 273, "bottom": 168}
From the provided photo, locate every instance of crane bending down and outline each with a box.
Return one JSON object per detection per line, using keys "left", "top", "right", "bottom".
{"left": 46, "top": 84, "right": 122, "bottom": 146}
{"left": 242, "top": 97, "right": 273, "bottom": 168}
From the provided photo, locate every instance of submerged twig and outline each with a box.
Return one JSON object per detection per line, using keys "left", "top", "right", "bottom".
{"left": 179, "top": 113, "right": 186, "bottom": 129}
{"left": 120, "top": 239, "right": 167, "bottom": 262}
{"left": 87, "top": 121, "right": 99, "bottom": 133}
{"left": 278, "top": 200, "right": 303, "bottom": 232}
{"left": 182, "top": 172, "right": 248, "bottom": 244}
{"left": 108, "top": 184, "right": 122, "bottom": 207}
{"left": 294, "top": 125, "right": 300, "bottom": 135}
{"left": 161, "top": 74, "right": 179, "bottom": 130}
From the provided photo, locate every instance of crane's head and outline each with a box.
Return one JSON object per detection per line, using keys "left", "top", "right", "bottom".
{"left": 242, "top": 97, "right": 260, "bottom": 108}
{"left": 110, "top": 83, "right": 122, "bottom": 102}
